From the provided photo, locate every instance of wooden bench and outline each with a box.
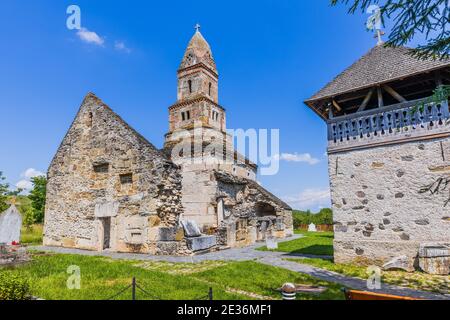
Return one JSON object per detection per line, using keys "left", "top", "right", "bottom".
{"left": 343, "top": 288, "right": 422, "bottom": 300}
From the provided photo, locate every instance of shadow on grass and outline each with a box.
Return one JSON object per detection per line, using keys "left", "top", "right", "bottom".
{"left": 289, "top": 245, "right": 334, "bottom": 257}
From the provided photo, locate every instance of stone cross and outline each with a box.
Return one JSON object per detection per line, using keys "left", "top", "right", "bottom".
{"left": 194, "top": 23, "right": 201, "bottom": 32}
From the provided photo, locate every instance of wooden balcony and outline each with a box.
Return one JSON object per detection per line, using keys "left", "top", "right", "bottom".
{"left": 327, "top": 98, "right": 450, "bottom": 153}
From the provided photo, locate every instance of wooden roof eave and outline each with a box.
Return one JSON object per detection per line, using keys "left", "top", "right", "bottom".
{"left": 305, "top": 64, "right": 450, "bottom": 107}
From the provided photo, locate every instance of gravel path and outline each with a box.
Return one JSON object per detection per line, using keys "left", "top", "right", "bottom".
{"left": 32, "top": 235, "right": 449, "bottom": 300}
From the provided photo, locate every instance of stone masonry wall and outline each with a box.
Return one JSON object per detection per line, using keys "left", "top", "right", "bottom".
{"left": 330, "top": 136, "right": 450, "bottom": 265}
{"left": 44, "top": 94, "right": 189, "bottom": 255}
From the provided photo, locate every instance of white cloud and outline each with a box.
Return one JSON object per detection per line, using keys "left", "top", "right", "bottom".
{"left": 21, "top": 168, "right": 44, "bottom": 179}
{"left": 274, "top": 153, "right": 320, "bottom": 165}
{"left": 114, "top": 41, "right": 131, "bottom": 53}
{"left": 283, "top": 188, "right": 331, "bottom": 210}
{"left": 16, "top": 180, "right": 33, "bottom": 191}
{"left": 15, "top": 168, "right": 45, "bottom": 192}
{"left": 77, "top": 27, "right": 105, "bottom": 46}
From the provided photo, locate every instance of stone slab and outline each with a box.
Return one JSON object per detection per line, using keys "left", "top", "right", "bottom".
{"left": 382, "top": 255, "right": 415, "bottom": 272}
{"left": 181, "top": 220, "right": 202, "bottom": 238}
{"left": 186, "top": 235, "right": 217, "bottom": 251}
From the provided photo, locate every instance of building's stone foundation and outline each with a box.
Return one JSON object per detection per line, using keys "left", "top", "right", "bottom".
{"left": 330, "top": 137, "right": 450, "bottom": 266}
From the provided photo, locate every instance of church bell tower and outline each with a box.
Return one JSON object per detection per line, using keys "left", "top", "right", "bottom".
{"left": 165, "top": 25, "right": 226, "bottom": 142}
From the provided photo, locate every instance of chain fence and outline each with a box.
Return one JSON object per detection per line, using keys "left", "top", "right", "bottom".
{"left": 105, "top": 277, "right": 213, "bottom": 301}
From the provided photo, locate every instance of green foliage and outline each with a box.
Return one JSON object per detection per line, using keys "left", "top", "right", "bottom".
{"left": 0, "top": 171, "right": 9, "bottom": 212}
{"left": 289, "top": 258, "right": 449, "bottom": 294}
{"left": 293, "top": 208, "right": 333, "bottom": 228}
{"left": 20, "top": 224, "right": 43, "bottom": 245}
{"left": 331, "top": 0, "right": 450, "bottom": 60}
{"left": 23, "top": 206, "right": 36, "bottom": 229}
{"left": 3, "top": 253, "right": 344, "bottom": 300}
{"left": 0, "top": 272, "right": 31, "bottom": 300}
{"left": 28, "top": 176, "right": 47, "bottom": 224}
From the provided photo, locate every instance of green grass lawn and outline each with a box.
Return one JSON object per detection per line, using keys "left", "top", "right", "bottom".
{"left": 258, "top": 231, "right": 334, "bottom": 256}
{"left": 20, "top": 224, "right": 43, "bottom": 245}
{"left": 0, "top": 252, "right": 345, "bottom": 300}
{"left": 288, "top": 258, "right": 450, "bottom": 294}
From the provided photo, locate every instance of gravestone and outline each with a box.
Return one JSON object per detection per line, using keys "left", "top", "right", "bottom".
{"left": 308, "top": 223, "right": 317, "bottom": 232}
{"left": 0, "top": 205, "right": 22, "bottom": 245}
{"left": 180, "top": 220, "right": 202, "bottom": 238}
{"left": 266, "top": 236, "right": 278, "bottom": 250}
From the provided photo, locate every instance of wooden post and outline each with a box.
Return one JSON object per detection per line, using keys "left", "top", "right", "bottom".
{"left": 132, "top": 277, "right": 136, "bottom": 301}
{"left": 209, "top": 287, "right": 213, "bottom": 301}
{"left": 358, "top": 88, "right": 375, "bottom": 112}
{"left": 435, "top": 71, "right": 443, "bottom": 87}
{"left": 332, "top": 99, "right": 342, "bottom": 112}
{"left": 377, "top": 86, "right": 384, "bottom": 108}
{"left": 383, "top": 85, "right": 406, "bottom": 102}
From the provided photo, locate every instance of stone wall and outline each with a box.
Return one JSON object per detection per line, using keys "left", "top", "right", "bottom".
{"left": 214, "top": 171, "right": 294, "bottom": 247}
{"left": 329, "top": 136, "right": 450, "bottom": 265}
{"left": 44, "top": 93, "right": 190, "bottom": 255}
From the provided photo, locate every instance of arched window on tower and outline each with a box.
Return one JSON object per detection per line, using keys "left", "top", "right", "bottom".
{"left": 188, "top": 80, "right": 192, "bottom": 94}
{"left": 209, "top": 83, "right": 212, "bottom": 96}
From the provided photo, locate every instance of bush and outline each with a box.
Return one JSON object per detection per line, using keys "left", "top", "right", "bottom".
{"left": 0, "top": 272, "right": 31, "bottom": 300}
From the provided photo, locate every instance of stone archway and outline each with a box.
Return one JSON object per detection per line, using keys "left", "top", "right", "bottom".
{"left": 255, "top": 202, "right": 276, "bottom": 217}
{"left": 255, "top": 202, "right": 277, "bottom": 241}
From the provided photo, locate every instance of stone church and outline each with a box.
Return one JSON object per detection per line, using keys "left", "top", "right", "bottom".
{"left": 306, "top": 43, "right": 450, "bottom": 268}
{"left": 43, "top": 28, "right": 293, "bottom": 255}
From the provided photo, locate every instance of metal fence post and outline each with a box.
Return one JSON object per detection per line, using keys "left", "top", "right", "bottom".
{"left": 209, "top": 287, "right": 213, "bottom": 301}
{"left": 132, "top": 277, "right": 136, "bottom": 301}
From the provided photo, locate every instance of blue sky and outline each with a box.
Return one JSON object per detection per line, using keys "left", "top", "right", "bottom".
{"left": 0, "top": 1, "right": 418, "bottom": 210}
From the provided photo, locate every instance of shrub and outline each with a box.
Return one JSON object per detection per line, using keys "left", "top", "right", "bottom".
{"left": 0, "top": 272, "right": 31, "bottom": 300}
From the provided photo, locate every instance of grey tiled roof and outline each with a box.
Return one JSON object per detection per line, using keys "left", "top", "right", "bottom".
{"left": 306, "top": 45, "right": 450, "bottom": 103}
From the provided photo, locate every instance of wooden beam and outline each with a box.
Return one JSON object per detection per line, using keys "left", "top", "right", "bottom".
{"left": 377, "top": 86, "right": 384, "bottom": 108}
{"left": 383, "top": 85, "right": 407, "bottom": 102}
{"left": 332, "top": 99, "right": 342, "bottom": 112}
{"left": 435, "top": 71, "right": 443, "bottom": 87}
{"left": 357, "top": 88, "right": 375, "bottom": 112}
{"left": 326, "top": 103, "right": 334, "bottom": 119}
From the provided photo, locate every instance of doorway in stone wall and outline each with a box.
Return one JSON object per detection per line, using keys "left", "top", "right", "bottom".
{"left": 101, "top": 217, "right": 111, "bottom": 250}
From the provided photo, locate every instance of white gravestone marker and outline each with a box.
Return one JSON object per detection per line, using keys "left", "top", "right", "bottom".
{"left": 0, "top": 205, "right": 22, "bottom": 245}
{"left": 266, "top": 236, "right": 278, "bottom": 250}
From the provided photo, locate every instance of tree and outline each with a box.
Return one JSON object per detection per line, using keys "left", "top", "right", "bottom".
{"left": 28, "top": 176, "right": 47, "bottom": 224}
{"left": 331, "top": 0, "right": 450, "bottom": 59}
{"left": 0, "top": 172, "right": 10, "bottom": 212}
{"left": 22, "top": 205, "right": 35, "bottom": 229}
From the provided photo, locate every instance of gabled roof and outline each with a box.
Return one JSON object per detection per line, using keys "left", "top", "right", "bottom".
{"left": 305, "top": 45, "right": 450, "bottom": 104}
{"left": 214, "top": 171, "right": 292, "bottom": 210}
{"left": 48, "top": 93, "right": 175, "bottom": 173}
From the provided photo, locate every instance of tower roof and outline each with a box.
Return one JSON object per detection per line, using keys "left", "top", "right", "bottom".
{"left": 306, "top": 45, "right": 450, "bottom": 103}
{"left": 305, "top": 45, "right": 450, "bottom": 119}
{"left": 179, "top": 27, "right": 217, "bottom": 73}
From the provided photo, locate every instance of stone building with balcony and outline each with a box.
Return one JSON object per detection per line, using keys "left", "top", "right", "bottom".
{"left": 305, "top": 43, "right": 450, "bottom": 266}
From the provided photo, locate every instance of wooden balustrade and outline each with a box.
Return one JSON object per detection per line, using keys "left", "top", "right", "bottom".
{"left": 327, "top": 98, "right": 450, "bottom": 152}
